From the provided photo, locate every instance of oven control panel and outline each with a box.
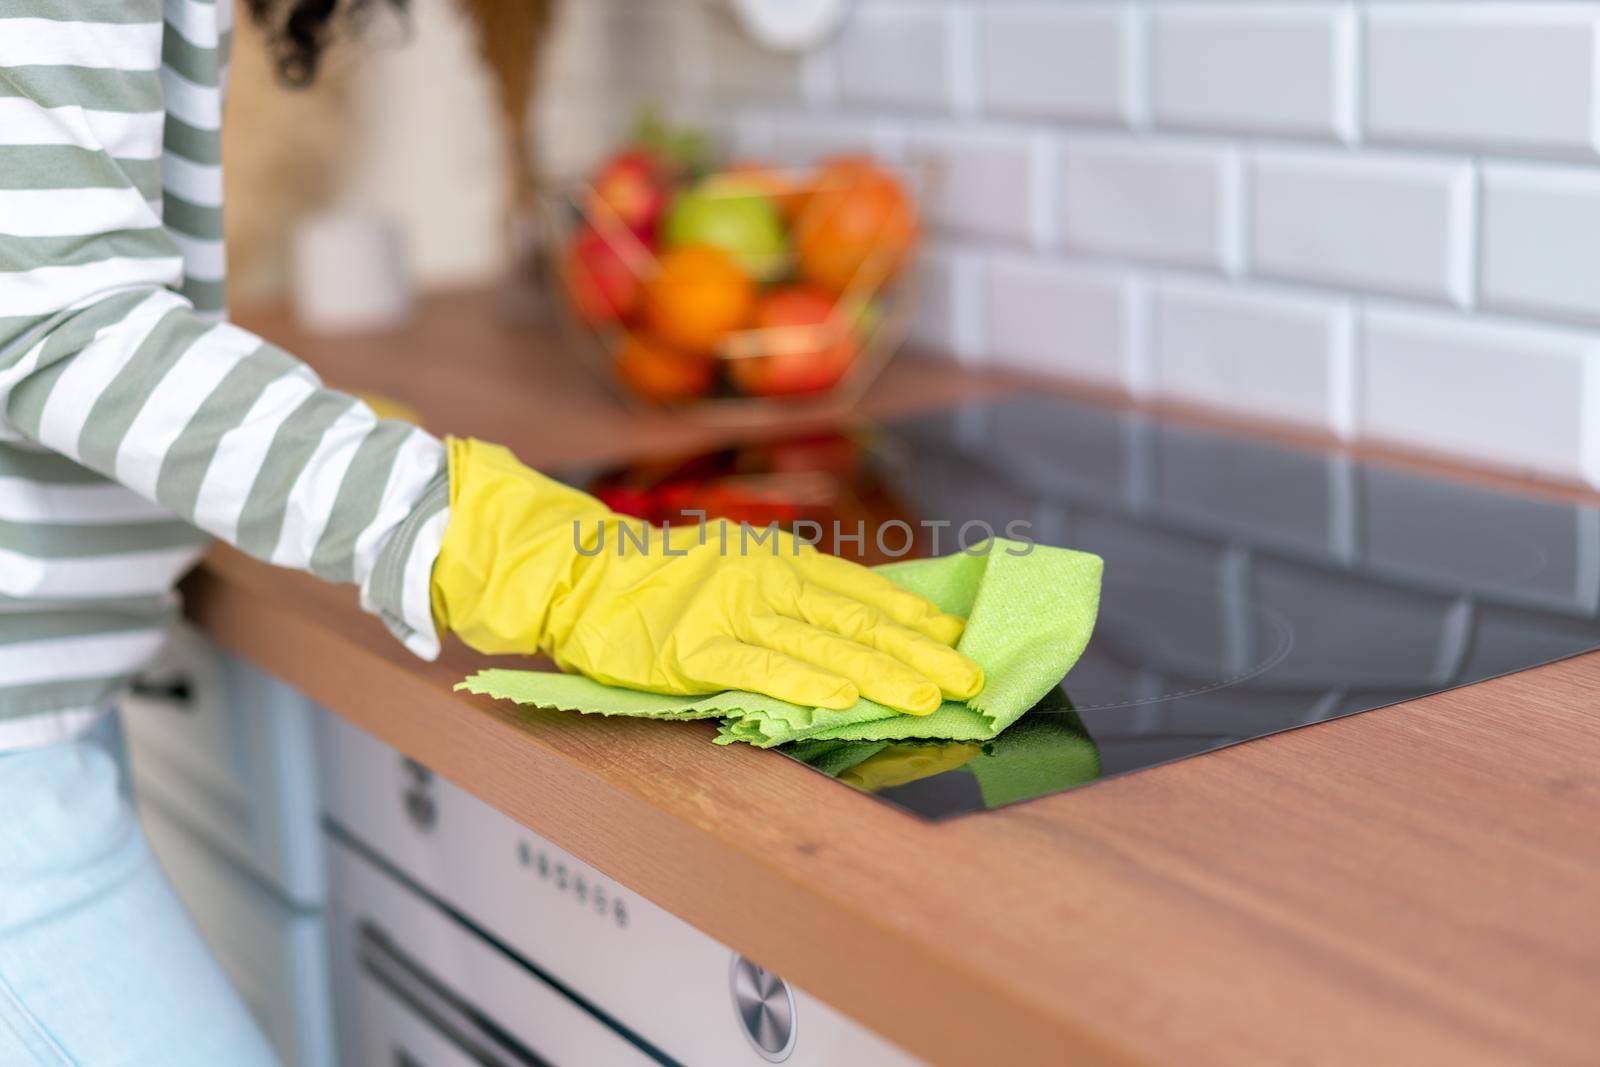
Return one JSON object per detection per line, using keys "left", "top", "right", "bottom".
{"left": 516, "top": 840, "right": 630, "bottom": 930}
{"left": 317, "top": 712, "right": 920, "bottom": 1066}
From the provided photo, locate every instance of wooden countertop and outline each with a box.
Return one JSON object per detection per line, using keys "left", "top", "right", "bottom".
{"left": 196, "top": 290, "right": 1600, "bottom": 1066}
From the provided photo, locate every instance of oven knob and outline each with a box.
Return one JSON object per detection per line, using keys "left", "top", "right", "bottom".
{"left": 730, "top": 955, "right": 797, "bottom": 1062}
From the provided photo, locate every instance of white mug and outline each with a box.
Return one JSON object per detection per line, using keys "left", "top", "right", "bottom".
{"left": 290, "top": 209, "right": 413, "bottom": 334}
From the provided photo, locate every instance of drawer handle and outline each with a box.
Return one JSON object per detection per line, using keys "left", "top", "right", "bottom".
{"left": 128, "top": 675, "right": 194, "bottom": 707}
{"left": 359, "top": 922, "right": 543, "bottom": 1067}
{"left": 400, "top": 758, "right": 437, "bottom": 832}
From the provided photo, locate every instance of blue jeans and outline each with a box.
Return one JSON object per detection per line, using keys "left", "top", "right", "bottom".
{"left": 0, "top": 718, "right": 280, "bottom": 1066}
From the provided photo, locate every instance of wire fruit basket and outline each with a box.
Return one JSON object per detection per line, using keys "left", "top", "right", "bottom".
{"left": 546, "top": 142, "right": 926, "bottom": 424}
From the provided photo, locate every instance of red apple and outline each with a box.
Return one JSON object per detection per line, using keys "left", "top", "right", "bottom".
{"left": 586, "top": 150, "right": 667, "bottom": 240}
{"left": 728, "top": 286, "right": 859, "bottom": 397}
{"left": 563, "top": 228, "right": 641, "bottom": 325}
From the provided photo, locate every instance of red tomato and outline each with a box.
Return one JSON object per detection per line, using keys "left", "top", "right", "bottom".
{"left": 728, "top": 286, "right": 858, "bottom": 397}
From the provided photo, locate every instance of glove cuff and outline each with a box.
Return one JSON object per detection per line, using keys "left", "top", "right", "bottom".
{"left": 430, "top": 437, "right": 614, "bottom": 655}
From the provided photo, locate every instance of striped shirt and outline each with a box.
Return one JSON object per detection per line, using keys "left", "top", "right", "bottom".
{"left": 1, "top": 0, "right": 450, "bottom": 749}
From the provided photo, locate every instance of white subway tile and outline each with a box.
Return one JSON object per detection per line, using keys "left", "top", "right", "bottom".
{"left": 726, "top": 113, "right": 776, "bottom": 159}
{"left": 1251, "top": 149, "right": 1475, "bottom": 305}
{"left": 1482, "top": 162, "right": 1600, "bottom": 325}
{"left": 606, "top": 2, "right": 682, "bottom": 95}
{"left": 535, "top": 99, "right": 631, "bottom": 179}
{"left": 699, "top": 7, "right": 806, "bottom": 102}
{"left": 1153, "top": 4, "right": 1356, "bottom": 140}
{"left": 1360, "top": 307, "right": 1597, "bottom": 481}
{"left": 543, "top": 0, "right": 615, "bottom": 94}
{"left": 908, "top": 244, "right": 985, "bottom": 363}
{"left": 1060, "top": 136, "right": 1243, "bottom": 272}
{"left": 1152, "top": 279, "right": 1351, "bottom": 431}
{"left": 985, "top": 255, "right": 1144, "bottom": 388}
{"left": 832, "top": 3, "right": 958, "bottom": 112}
{"left": 981, "top": 5, "right": 1141, "bottom": 126}
{"left": 1366, "top": 4, "right": 1600, "bottom": 158}
{"left": 909, "top": 129, "right": 1042, "bottom": 245}
{"left": 768, "top": 117, "right": 891, "bottom": 167}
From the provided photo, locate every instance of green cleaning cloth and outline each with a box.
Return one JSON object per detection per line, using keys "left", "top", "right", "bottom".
{"left": 456, "top": 538, "right": 1103, "bottom": 747}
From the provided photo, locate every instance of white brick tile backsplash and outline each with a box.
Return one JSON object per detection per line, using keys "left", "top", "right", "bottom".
{"left": 1152, "top": 279, "right": 1351, "bottom": 432}
{"left": 536, "top": 99, "right": 631, "bottom": 179}
{"left": 908, "top": 245, "right": 985, "bottom": 363}
{"left": 1153, "top": 3, "right": 1356, "bottom": 141}
{"left": 1481, "top": 162, "right": 1600, "bottom": 326}
{"left": 588, "top": 0, "right": 1600, "bottom": 483}
{"left": 832, "top": 2, "right": 960, "bottom": 112}
{"left": 543, "top": 0, "right": 614, "bottom": 94}
{"left": 767, "top": 116, "right": 895, "bottom": 166}
{"left": 1251, "top": 149, "right": 1475, "bottom": 305}
{"left": 698, "top": 7, "right": 805, "bottom": 102}
{"left": 1061, "top": 137, "right": 1243, "bottom": 272}
{"left": 1366, "top": 4, "right": 1600, "bottom": 158}
{"left": 1361, "top": 306, "right": 1597, "bottom": 480}
{"left": 605, "top": 3, "right": 683, "bottom": 96}
{"left": 909, "top": 128, "right": 1044, "bottom": 245}
{"left": 981, "top": 4, "right": 1142, "bottom": 126}
{"left": 985, "top": 255, "right": 1144, "bottom": 388}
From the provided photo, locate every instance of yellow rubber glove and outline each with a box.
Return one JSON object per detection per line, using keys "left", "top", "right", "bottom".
{"left": 430, "top": 438, "right": 983, "bottom": 715}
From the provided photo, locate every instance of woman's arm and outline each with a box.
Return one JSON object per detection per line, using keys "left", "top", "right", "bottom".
{"left": 0, "top": 4, "right": 449, "bottom": 655}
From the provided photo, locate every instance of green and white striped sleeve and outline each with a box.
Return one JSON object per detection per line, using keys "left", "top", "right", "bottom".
{"left": 0, "top": 1, "right": 450, "bottom": 658}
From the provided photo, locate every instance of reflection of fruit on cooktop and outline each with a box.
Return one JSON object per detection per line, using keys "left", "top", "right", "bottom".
{"left": 587, "top": 432, "right": 926, "bottom": 564}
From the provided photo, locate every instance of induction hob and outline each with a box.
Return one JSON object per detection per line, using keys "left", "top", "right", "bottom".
{"left": 586, "top": 393, "right": 1600, "bottom": 819}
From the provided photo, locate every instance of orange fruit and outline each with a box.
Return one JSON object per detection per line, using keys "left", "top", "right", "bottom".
{"left": 728, "top": 285, "right": 858, "bottom": 397}
{"left": 642, "top": 246, "right": 756, "bottom": 353}
{"left": 794, "top": 156, "right": 919, "bottom": 294}
{"left": 615, "top": 333, "right": 714, "bottom": 404}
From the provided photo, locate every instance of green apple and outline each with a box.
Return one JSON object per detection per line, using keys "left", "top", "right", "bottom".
{"left": 662, "top": 179, "right": 789, "bottom": 282}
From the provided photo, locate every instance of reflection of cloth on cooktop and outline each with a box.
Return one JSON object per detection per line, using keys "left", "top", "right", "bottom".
{"left": 966, "top": 712, "right": 1100, "bottom": 807}
{"left": 456, "top": 539, "right": 1103, "bottom": 747}
{"left": 785, "top": 705, "right": 1100, "bottom": 808}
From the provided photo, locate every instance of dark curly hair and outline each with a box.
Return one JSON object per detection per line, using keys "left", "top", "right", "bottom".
{"left": 246, "top": 0, "right": 408, "bottom": 86}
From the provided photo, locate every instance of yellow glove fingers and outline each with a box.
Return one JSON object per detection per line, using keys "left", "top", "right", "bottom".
{"left": 793, "top": 550, "right": 967, "bottom": 646}
{"left": 789, "top": 583, "right": 984, "bottom": 702}
{"left": 748, "top": 615, "right": 942, "bottom": 716}
{"left": 686, "top": 636, "right": 859, "bottom": 710}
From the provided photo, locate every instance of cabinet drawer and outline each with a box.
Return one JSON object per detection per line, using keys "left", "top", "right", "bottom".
{"left": 124, "top": 624, "right": 325, "bottom": 906}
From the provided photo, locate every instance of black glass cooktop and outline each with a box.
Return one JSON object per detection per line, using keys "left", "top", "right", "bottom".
{"left": 811, "top": 394, "right": 1600, "bottom": 818}
{"left": 584, "top": 393, "right": 1600, "bottom": 819}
